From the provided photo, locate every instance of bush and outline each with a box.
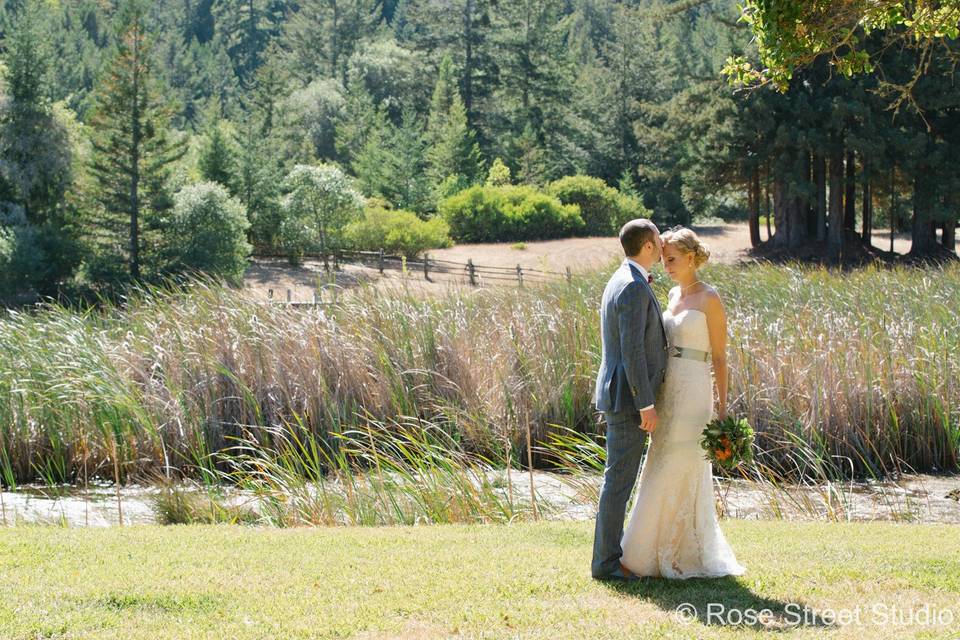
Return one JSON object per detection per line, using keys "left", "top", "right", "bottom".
{"left": 438, "top": 185, "right": 583, "bottom": 243}
{"left": 546, "top": 175, "right": 649, "bottom": 236}
{"left": 345, "top": 207, "right": 453, "bottom": 258}
{"left": 0, "top": 221, "right": 44, "bottom": 303}
{"left": 166, "top": 182, "right": 252, "bottom": 284}
{"left": 486, "top": 158, "right": 512, "bottom": 186}
{"left": 0, "top": 205, "right": 80, "bottom": 304}
{"left": 280, "top": 164, "right": 365, "bottom": 263}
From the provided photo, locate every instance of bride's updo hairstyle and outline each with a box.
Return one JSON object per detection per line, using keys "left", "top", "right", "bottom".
{"left": 661, "top": 226, "right": 710, "bottom": 269}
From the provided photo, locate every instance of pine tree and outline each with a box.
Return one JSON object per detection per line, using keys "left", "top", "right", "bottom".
{"left": 384, "top": 108, "right": 432, "bottom": 213}
{"left": 0, "top": 0, "right": 79, "bottom": 299}
{"left": 281, "top": 0, "right": 382, "bottom": 84}
{"left": 395, "top": 0, "right": 497, "bottom": 137}
{"left": 424, "top": 55, "right": 483, "bottom": 192}
{"left": 354, "top": 108, "right": 431, "bottom": 213}
{"left": 234, "top": 112, "right": 283, "bottom": 247}
{"left": 489, "top": 0, "right": 579, "bottom": 180}
{"left": 337, "top": 81, "right": 388, "bottom": 166}
{"left": 213, "top": 0, "right": 285, "bottom": 84}
{"left": 198, "top": 119, "right": 238, "bottom": 188}
{"left": 0, "top": 0, "right": 73, "bottom": 224}
{"left": 244, "top": 42, "right": 291, "bottom": 137}
{"left": 485, "top": 157, "right": 511, "bottom": 186}
{"left": 86, "top": 2, "right": 188, "bottom": 282}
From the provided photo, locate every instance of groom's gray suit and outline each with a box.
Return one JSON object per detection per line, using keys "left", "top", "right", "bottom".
{"left": 591, "top": 259, "right": 668, "bottom": 578}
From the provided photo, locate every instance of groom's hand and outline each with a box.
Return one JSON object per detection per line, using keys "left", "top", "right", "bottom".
{"left": 639, "top": 406, "right": 658, "bottom": 432}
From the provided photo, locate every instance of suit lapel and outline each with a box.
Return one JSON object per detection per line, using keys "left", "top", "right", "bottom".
{"left": 624, "top": 260, "right": 666, "bottom": 336}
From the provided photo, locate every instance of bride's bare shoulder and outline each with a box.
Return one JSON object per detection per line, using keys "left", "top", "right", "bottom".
{"left": 700, "top": 285, "right": 725, "bottom": 312}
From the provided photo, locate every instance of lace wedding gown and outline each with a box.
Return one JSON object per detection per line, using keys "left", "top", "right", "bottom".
{"left": 619, "top": 308, "right": 746, "bottom": 579}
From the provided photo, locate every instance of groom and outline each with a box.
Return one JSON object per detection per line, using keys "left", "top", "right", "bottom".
{"left": 591, "top": 219, "right": 668, "bottom": 580}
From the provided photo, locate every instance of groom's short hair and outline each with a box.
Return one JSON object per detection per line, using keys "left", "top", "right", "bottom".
{"left": 619, "top": 219, "right": 658, "bottom": 257}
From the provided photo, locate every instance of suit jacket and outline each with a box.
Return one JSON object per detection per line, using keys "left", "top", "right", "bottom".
{"left": 593, "top": 260, "right": 668, "bottom": 414}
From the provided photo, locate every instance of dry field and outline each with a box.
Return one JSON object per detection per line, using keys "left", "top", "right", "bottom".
{"left": 242, "top": 222, "right": 954, "bottom": 301}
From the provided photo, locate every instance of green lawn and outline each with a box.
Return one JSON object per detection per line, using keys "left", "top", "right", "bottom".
{"left": 1, "top": 520, "right": 959, "bottom": 639}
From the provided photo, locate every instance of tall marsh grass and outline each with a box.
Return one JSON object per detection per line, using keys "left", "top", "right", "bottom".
{"left": 203, "top": 415, "right": 543, "bottom": 526}
{"left": 0, "top": 262, "right": 957, "bottom": 486}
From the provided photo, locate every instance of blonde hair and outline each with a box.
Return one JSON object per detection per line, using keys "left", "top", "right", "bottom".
{"left": 661, "top": 226, "right": 710, "bottom": 269}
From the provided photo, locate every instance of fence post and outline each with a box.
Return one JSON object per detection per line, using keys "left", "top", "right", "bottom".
{"left": 566, "top": 266, "right": 572, "bottom": 284}
{"left": 268, "top": 288, "right": 273, "bottom": 300}
{"left": 467, "top": 259, "right": 477, "bottom": 286}
{"left": 516, "top": 264, "right": 524, "bottom": 288}
{"left": 313, "top": 290, "right": 319, "bottom": 305}
{"left": 378, "top": 249, "right": 385, "bottom": 274}
{"left": 423, "top": 253, "right": 430, "bottom": 281}
{"left": 333, "top": 252, "right": 339, "bottom": 272}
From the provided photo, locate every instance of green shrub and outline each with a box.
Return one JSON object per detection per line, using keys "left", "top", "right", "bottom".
{"left": 0, "top": 221, "right": 43, "bottom": 303}
{"left": 280, "top": 164, "right": 365, "bottom": 263}
{"left": 166, "top": 182, "right": 252, "bottom": 284}
{"left": 485, "top": 157, "right": 512, "bottom": 186}
{"left": 545, "top": 175, "right": 649, "bottom": 236}
{"left": 345, "top": 207, "right": 453, "bottom": 258}
{"left": 0, "top": 207, "right": 81, "bottom": 304}
{"left": 438, "top": 185, "right": 583, "bottom": 242}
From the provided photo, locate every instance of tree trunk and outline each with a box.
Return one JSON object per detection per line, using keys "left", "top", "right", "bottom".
{"left": 765, "top": 169, "right": 772, "bottom": 241}
{"left": 463, "top": 0, "right": 474, "bottom": 122}
{"left": 748, "top": 167, "right": 761, "bottom": 248}
{"left": 844, "top": 150, "right": 857, "bottom": 234}
{"left": 910, "top": 174, "right": 938, "bottom": 256}
{"left": 804, "top": 152, "right": 817, "bottom": 238}
{"left": 861, "top": 166, "right": 872, "bottom": 247}
{"left": 889, "top": 167, "right": 896, "bottom": 253}
{"left": 772, "top": 180, "right": 787, "bottom": 247}
{"left": 771, "top": 178, "right": 810, "bottom": 249}
{"left": 130, "top": 21, "right": 142, "bottom": 281}
{"left": 943, "top": 219, "right": 957, "bottom": 255}
{"left": 828, "top": 148, "right": 845, "bottom": 258}
{"left": 814, "top": 153, "right": 827, "bottom": 242}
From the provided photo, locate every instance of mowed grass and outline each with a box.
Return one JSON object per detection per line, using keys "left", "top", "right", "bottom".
{"left": 1, "top": 520, "right": 959, "bottom": 639}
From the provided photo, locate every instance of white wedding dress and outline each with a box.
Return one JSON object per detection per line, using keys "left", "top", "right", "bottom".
{"left": 619, "top": 308, "right": 746, "bottom": 579}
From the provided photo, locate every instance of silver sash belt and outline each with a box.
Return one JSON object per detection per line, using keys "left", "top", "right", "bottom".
{"left": 669, "top": 345, "right": 711, "bottom": 362}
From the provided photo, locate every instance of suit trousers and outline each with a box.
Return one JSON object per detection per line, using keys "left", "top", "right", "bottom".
{"left": 591, "top": 409, "right": 649, "bottom": 578}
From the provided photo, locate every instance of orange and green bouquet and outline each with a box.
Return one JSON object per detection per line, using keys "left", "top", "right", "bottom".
{"left": 699, "top": 415, "right": 754, "bottom": 471}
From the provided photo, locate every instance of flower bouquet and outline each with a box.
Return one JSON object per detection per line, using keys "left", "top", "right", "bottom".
{"left": 699, "top": 415, "right": 754, "bottom": 471}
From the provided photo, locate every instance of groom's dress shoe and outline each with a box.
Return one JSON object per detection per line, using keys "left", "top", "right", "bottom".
{"left": 618, "top": 562, "right": 641, "bottom": 580}
{"left": 599, "top": 563, "right": 641, "bottom": 581}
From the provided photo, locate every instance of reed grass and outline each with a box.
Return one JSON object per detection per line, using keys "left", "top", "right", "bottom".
{"left": 0, "top": 262, "right": 957, "bottom": 487}
{"left": 192, "top": 414, "right": 545, "bottom": 526}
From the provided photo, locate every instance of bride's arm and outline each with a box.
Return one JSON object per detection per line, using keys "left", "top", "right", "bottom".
{"left": 703, "top": 291, "right": 728, "bottom": 419}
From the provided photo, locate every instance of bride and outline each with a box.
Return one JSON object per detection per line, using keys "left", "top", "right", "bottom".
{"left": 619, "top": 226, "right": 746, "bottom": 579}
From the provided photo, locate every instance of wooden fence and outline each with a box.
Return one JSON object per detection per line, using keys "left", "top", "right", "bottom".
{"left": 252, "top": 249, "right": 573, "bottom": 304}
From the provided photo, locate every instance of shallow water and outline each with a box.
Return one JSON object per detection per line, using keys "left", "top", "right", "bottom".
{"left": 1, "top": 472, "right": 958, "bottom": 527}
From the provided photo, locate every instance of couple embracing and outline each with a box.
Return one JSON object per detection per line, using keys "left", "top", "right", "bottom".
{"left": 591, "top": 219, "right": 746, "bottom": 581}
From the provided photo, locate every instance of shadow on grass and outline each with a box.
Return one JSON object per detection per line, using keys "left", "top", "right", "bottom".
{"left": 600, "top": 575, "right": 834, "bottom": 631}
